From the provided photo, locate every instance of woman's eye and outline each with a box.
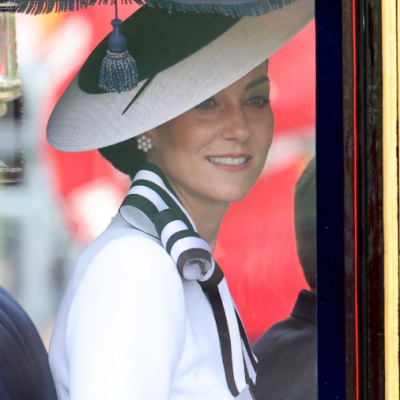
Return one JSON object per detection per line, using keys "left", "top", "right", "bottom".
{"left": 195, "top": 97, "right": 216, "bottom": 110}
{"left": 247, "top": 95, "right": 269, "bottom": 107}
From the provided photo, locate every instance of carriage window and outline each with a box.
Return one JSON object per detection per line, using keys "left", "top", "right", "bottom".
{"left": 317, "top": 0, "right": 399, "bottom": 399}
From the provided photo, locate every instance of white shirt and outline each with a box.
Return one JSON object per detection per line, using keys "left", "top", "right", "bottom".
{"left": 50, "top": 214, "right": 251, "bottom": 399}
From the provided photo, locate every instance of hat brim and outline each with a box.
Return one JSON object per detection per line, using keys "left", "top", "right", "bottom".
{"left": 47, "top": 0, "right": 313, "bottom": 152}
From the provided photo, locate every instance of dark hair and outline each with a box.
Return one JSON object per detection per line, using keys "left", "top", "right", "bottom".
{"left": 294, "top": 157, "right": 316, "bottom": 291}
{"left": 98, "top": 137, "right": 146, "bottom": 179}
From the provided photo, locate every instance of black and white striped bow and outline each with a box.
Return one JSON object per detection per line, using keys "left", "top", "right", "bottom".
{"left": 119, "top": 163, "right": 257, "bottom": 398}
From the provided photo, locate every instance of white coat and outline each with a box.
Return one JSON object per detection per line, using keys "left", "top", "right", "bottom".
{"left": 49, "top": 214, "right": 251, "bottom": 399}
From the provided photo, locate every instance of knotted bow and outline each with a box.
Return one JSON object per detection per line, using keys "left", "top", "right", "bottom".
{"left": 119, "top": 163, "right": 257, "bottom": 398}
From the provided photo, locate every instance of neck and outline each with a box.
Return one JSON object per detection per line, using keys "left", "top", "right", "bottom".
{"left": 136, "top": 162, "right": 230, "bottom": 252}
{"left": 177, "top": 194, "right": 230, "bottom": 253}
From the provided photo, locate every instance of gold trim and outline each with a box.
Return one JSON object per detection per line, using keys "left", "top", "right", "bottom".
{"left": 382, "top": 0, "right": 399, "bottom": 398}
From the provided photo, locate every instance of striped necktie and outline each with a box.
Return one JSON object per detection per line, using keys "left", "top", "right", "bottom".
{"left": 119, "top": 162, "right": 257, "bottom": 398}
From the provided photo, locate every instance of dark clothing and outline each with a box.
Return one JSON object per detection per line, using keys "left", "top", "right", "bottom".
{"left": 0, "top": 287, "right": 57, "bottom": 400}
{"left": 253, "top": 289, "right": 317, "bottom": 400}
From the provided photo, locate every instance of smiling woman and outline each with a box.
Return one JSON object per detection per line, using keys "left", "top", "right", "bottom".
{"left": 46, "top": 2, "right": 313, "bottom": 400}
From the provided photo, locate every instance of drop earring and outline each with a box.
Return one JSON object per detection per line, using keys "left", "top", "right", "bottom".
{"left": 136, "top": 135, "right": 153, "bottom": 153}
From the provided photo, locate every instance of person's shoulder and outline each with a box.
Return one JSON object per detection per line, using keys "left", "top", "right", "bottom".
{"left": 86, "top": 213, "right": 162, "bottom": 254}
{"left": 68, "top": 214, "right": 179, "bottom": 295}
{"left": 253, "top": 316, "right": 295, "bottom": 356}
{"left": 78, "top": 214, "right": 169, "bottom": 265}
{"left": 64, "top": 214, "right": 184, "bottom": 324}
{"left": 253, "top": 312, "right": 316, "bottom": 358}
{"left": 0, "top": 287, "right": 57, "bottom": 399}
{"left": 253, "top": 299, "right": 318, "bottom": 400}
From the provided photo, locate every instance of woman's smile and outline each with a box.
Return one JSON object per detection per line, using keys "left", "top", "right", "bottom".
{"left": 206, "top": 154, "right": 252, "bottom": 172}
{"left": 206, "top": 155, "right": 250, "bottom": 165}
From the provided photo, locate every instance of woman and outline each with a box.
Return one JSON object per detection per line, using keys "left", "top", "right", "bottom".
{"left": 47, "top": 2, "right": 313, "bottom": 399}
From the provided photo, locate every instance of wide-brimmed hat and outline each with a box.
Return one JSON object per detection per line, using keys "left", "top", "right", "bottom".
{"left": 47, "top": 0, "right": 313, "bottom": 151}
{"left": 47, "top": 0, "right": 313, "bottom": 177}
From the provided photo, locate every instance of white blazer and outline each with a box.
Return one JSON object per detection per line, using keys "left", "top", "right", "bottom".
{"left": 50, "top": 214, "right": 251, "bottom": 399}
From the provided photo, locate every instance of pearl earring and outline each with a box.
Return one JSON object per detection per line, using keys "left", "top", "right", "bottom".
{"left": 136, "top": 135, "right": 153, "bottom": 153}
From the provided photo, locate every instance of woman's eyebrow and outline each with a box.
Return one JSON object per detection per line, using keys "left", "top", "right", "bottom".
{"left": 244, "top": 76, "right": 270, "bottom": 91}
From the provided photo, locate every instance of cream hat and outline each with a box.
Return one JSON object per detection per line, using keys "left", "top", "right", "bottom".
{"left": 47, "top": 0, "right": 313, "bottom": 173}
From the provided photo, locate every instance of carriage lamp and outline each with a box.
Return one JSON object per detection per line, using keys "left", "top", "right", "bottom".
{"left": 0, "top": 9, "right": 21, "bottom": 118}
{"left": 0, "top": 6, "right": 24, "bottom": 184}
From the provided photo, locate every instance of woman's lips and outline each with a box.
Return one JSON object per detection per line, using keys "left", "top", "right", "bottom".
{"left": 206, "top": 155, "right": 251, "bottom": 170}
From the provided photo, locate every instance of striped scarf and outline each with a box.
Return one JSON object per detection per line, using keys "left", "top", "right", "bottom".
{"left": 119, "top": 162, "right": 257, "bottom": 398}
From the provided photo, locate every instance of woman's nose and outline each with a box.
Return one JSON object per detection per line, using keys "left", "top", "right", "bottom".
{"left": 220, "top": 106, "right": 251, "bottom": 142}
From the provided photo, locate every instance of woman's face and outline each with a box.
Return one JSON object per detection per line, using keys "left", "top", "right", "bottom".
{"left": 147, "top": 63, "right": 274, "bottom": 209}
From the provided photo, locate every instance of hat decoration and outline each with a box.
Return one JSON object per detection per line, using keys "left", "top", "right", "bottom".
{"left": 77, "top": 6, "right": 239, "bottom": 100}
{"left": 146, "top": 0, "right": 296, "bottom": 17}
{"left": 10, "top": 0, "right": 296, "bottom": 17}
{"left": 8, "top": 0, "right": 304, "bottom": 94}
{"left": 99, "top": 2, "right": 139, "bottom": 92}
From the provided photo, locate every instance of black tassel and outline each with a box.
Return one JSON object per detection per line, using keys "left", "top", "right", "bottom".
{"left": 99, "top": 18, "right": 138, "bottom": 92}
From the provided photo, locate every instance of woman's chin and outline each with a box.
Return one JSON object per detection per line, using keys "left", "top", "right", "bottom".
{"left": 213, "top": 187, "right": 253, "bottom": 204}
